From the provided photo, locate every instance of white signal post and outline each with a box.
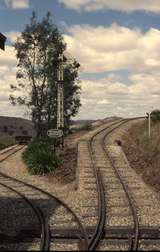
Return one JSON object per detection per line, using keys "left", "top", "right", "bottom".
{"left": 147, "top": 108, "right": 153, "bottom": 138}
{"left": 146, "top": 112, "right": 151, "bottom": 138}
{"left": 148, "top": 112, "right": 151, "bottom": 138}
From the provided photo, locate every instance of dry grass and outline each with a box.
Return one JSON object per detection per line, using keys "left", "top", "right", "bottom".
{"left": 123, "top": 119, "right": 160, "bottom": 192}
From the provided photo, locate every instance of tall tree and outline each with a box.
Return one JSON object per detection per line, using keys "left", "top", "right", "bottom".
{"left": 10, "top": 12, "right": 81, "bottom": 137}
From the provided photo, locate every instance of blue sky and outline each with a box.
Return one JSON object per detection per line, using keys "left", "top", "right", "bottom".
{"left": 1, "top": 0, "right": 160, "bottom": 119}
{"left": 1, "top": 0, "right": 160, "bottom": 33}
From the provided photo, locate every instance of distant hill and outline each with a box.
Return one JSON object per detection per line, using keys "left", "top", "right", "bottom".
{"left": 102, "top": 116, "right": 122, "bottom": 122}
{"left": 70, "top": 119, "right": 96, "bottom": 125}
{"left": 70, "top": 117, "right": 122, "bottom": 125}
{"left": 0, "top": 116, "right": 122, "bottom": 138}
{"left": 0, "top": 116, "right": 35, "bottom": 137}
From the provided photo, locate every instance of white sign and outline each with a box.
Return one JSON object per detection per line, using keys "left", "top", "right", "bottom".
{"left": 47, "top": 129, "right": 63, "bottom": 138}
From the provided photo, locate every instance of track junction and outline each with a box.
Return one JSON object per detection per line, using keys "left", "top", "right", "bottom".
{"left": 0, "top": 118, "right": 160, "bottom": 250}
{"left": 77, "top": 118, "right": 160, "bottom": 251}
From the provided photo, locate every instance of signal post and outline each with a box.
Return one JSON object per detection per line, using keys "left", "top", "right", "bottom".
{"left": 57, "top": 53, "right": 64, "bottom": 148}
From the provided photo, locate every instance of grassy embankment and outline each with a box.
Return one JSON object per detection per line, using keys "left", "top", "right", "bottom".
{"left": 0, "top": 135, "right": 16, "bottom": 150}
{"left": 123, "top": 119, "right": 160, "bottom": 191}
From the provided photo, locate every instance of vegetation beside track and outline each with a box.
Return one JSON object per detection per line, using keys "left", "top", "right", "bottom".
{"left": 22, "top": 138, "right": 62, "bottom": 174}
{"left": 0, "top": 135, "right": 16, "bottom": 150}
{"left": 123, "top": 118, "right": 160, "bottom": 191}
{"left": 70, "top": 122, "right": 92, "bottom": 133}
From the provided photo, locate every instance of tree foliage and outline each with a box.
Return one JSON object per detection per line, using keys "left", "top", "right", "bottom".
{"left": 151, "top": 110, "right": 160, "bottom": 122}
{"left": 10, "top": 12, "right": 81, "bottom": 137}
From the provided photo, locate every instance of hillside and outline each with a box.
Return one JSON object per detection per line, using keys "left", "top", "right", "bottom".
{"left": 0, "top": 116, "right": 121, "bottom": 140}
{"left": 0, "top": 116, "right": 35, "bottom": 137}
{"left": 123, "top": 119, "right": 160, "bottom": 192}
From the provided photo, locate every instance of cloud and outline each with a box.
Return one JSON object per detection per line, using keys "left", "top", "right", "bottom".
{"left": 0, "top": 43, "right": 25, "bottom": 118}
{"left": 64, "top": 24, "right": 160, "bottom": 74}
{"left": 59, "top": 0, "right": 160, "bottom": 13}
{"left": 5, "top": 31, "right": 21, "bottom": 43}
{"left": 76, "top": 73, "right": 160, "bottom": 119}
{"left": 5, "top": 0, "right": 29, "bottom": 9}
{"left": 1, "top": 27, "right": 160, "bottom": 120}
{"left": 0, "top": 45, "right": 17, "bottom": 65}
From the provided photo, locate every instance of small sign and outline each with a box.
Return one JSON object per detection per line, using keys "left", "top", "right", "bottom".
{"left": 47, "top": 129, "right": 63, "bottom": 138}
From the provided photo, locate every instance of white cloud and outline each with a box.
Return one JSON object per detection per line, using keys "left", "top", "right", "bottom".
{"left": 59, "top": 0, "right": 160, "bottom": 13}
{"left": 98, "top": 99, "right": 110, "bottom": 105}
{"left": 76, "top": 74, "right": 160, "bottom": 120}
{"left": 5, "top": 0, "right": 29, "bottom": 9}
{"left": 0, "top": 45, "right": 17, "bottom": 65}
{"left": 0, "top": 42, "right": 25, "bottom": 118}
{"left": 1, "top": 27, "right": 160, "bottom": 120}
{"left": 64, "top": 24, "right": 160, "bottom": 73}
{"left": 5, "top": 31, "right": 21, "bottom": 43}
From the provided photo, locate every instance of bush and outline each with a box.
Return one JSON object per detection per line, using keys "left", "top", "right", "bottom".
{"left": 80, "top": 122, "right": 92, "bottom": 131}
{"left": 22, "top": 137, "right": 61, "bottom": 175}
{"left": 151, "top": 110, "right": 160, "bottom": 122}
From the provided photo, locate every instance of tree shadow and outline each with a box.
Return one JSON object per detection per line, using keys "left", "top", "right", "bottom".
{"left": 0, "top": 196, "right": 59, "bottom": 251}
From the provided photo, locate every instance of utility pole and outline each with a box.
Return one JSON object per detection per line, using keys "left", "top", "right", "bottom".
{"left": 57, "top": 53, "right": 64, "bottom": 130}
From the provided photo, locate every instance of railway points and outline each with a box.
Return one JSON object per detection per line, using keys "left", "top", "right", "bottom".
{"left": 0, "top": 118, "right": 160, "bottom": 250}
{"left": 0, "top": 145, "right": 88, "bottom": 251}
{"left": 76, "top": 118, "right": 160, "bottom": 251}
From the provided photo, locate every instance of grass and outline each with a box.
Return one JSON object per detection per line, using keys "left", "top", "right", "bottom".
{"left": 22, "top": 137, "right": 62, "bottom": 175}
{"left": 0, "top": 135, "right": 16, "bottom": 150}
{"left": 123, "top": 119, "right": 160, "bottom": 191}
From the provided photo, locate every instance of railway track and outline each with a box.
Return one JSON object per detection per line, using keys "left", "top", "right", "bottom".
{"left": 0, "top": 178, "right": 50, "bottom": 251}
{"left": 87, "top": 119, "right": 136, "bottom": 250}
{"left": 1, "top": 119, "right": 160, "bottom": 250}
{"left": 80, "top": 118, "right": 159, "bottom": 251}
{"left": 0, "top": 145, "right": 88, "bottom": 251}
{"left": 102, "top": 121, "right": 139, "bottom": 251}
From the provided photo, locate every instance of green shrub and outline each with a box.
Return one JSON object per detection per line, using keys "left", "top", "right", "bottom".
{"left": 151, "top": 110, "right": 160, "bottom": 123}
{"left": 22, "top": 137, "right": 61, "bottom": 175}
{"left": 80, "top": 123, "right": 92, "bottom": 131}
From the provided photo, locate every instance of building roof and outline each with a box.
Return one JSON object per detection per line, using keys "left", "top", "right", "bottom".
{"left": 0, "top": 33, "right": 6, "bottom": 50}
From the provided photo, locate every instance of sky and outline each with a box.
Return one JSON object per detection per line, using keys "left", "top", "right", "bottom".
{"left": 1, "top": 1, "right": 160, "bottom": 120}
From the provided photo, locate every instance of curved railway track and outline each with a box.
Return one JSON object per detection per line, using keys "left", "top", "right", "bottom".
{"left": 0, "top": 117, "right": 153, "bottom": 251}
{"left": 0, "top": 145, "right": 88, "bottom": 251}
{"left": 0, "top": 179, "right": 50, "bottom": 251}
{"left": 87, "top": 119, "right": 141, "bottom": 251}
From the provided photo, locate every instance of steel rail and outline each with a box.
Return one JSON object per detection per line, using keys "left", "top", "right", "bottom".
{"left": 0, "top": 171, "right": 89, "bottom": 250}
{"left": 0, "top": 145, "right": 25, "bottom": 162}
{"left": 0, "top": 144, "right": 89, "bottom": 250}
{"left": 0, "top": 117, "right": 143, "bottom": 250}
{"left": 87, "top": 118, "right": 141, "bottom": 251}
{"left": 102, "top": 121, "right": 140, "bottom": 250}
{"left": 87, "top": 119, "right": 125, "bottom": 250}
{"left": 0, "top": 180, "right": 49, "bottom": 251}
{"left": 0, "top": 144, "right": 18, "bottom": 155}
